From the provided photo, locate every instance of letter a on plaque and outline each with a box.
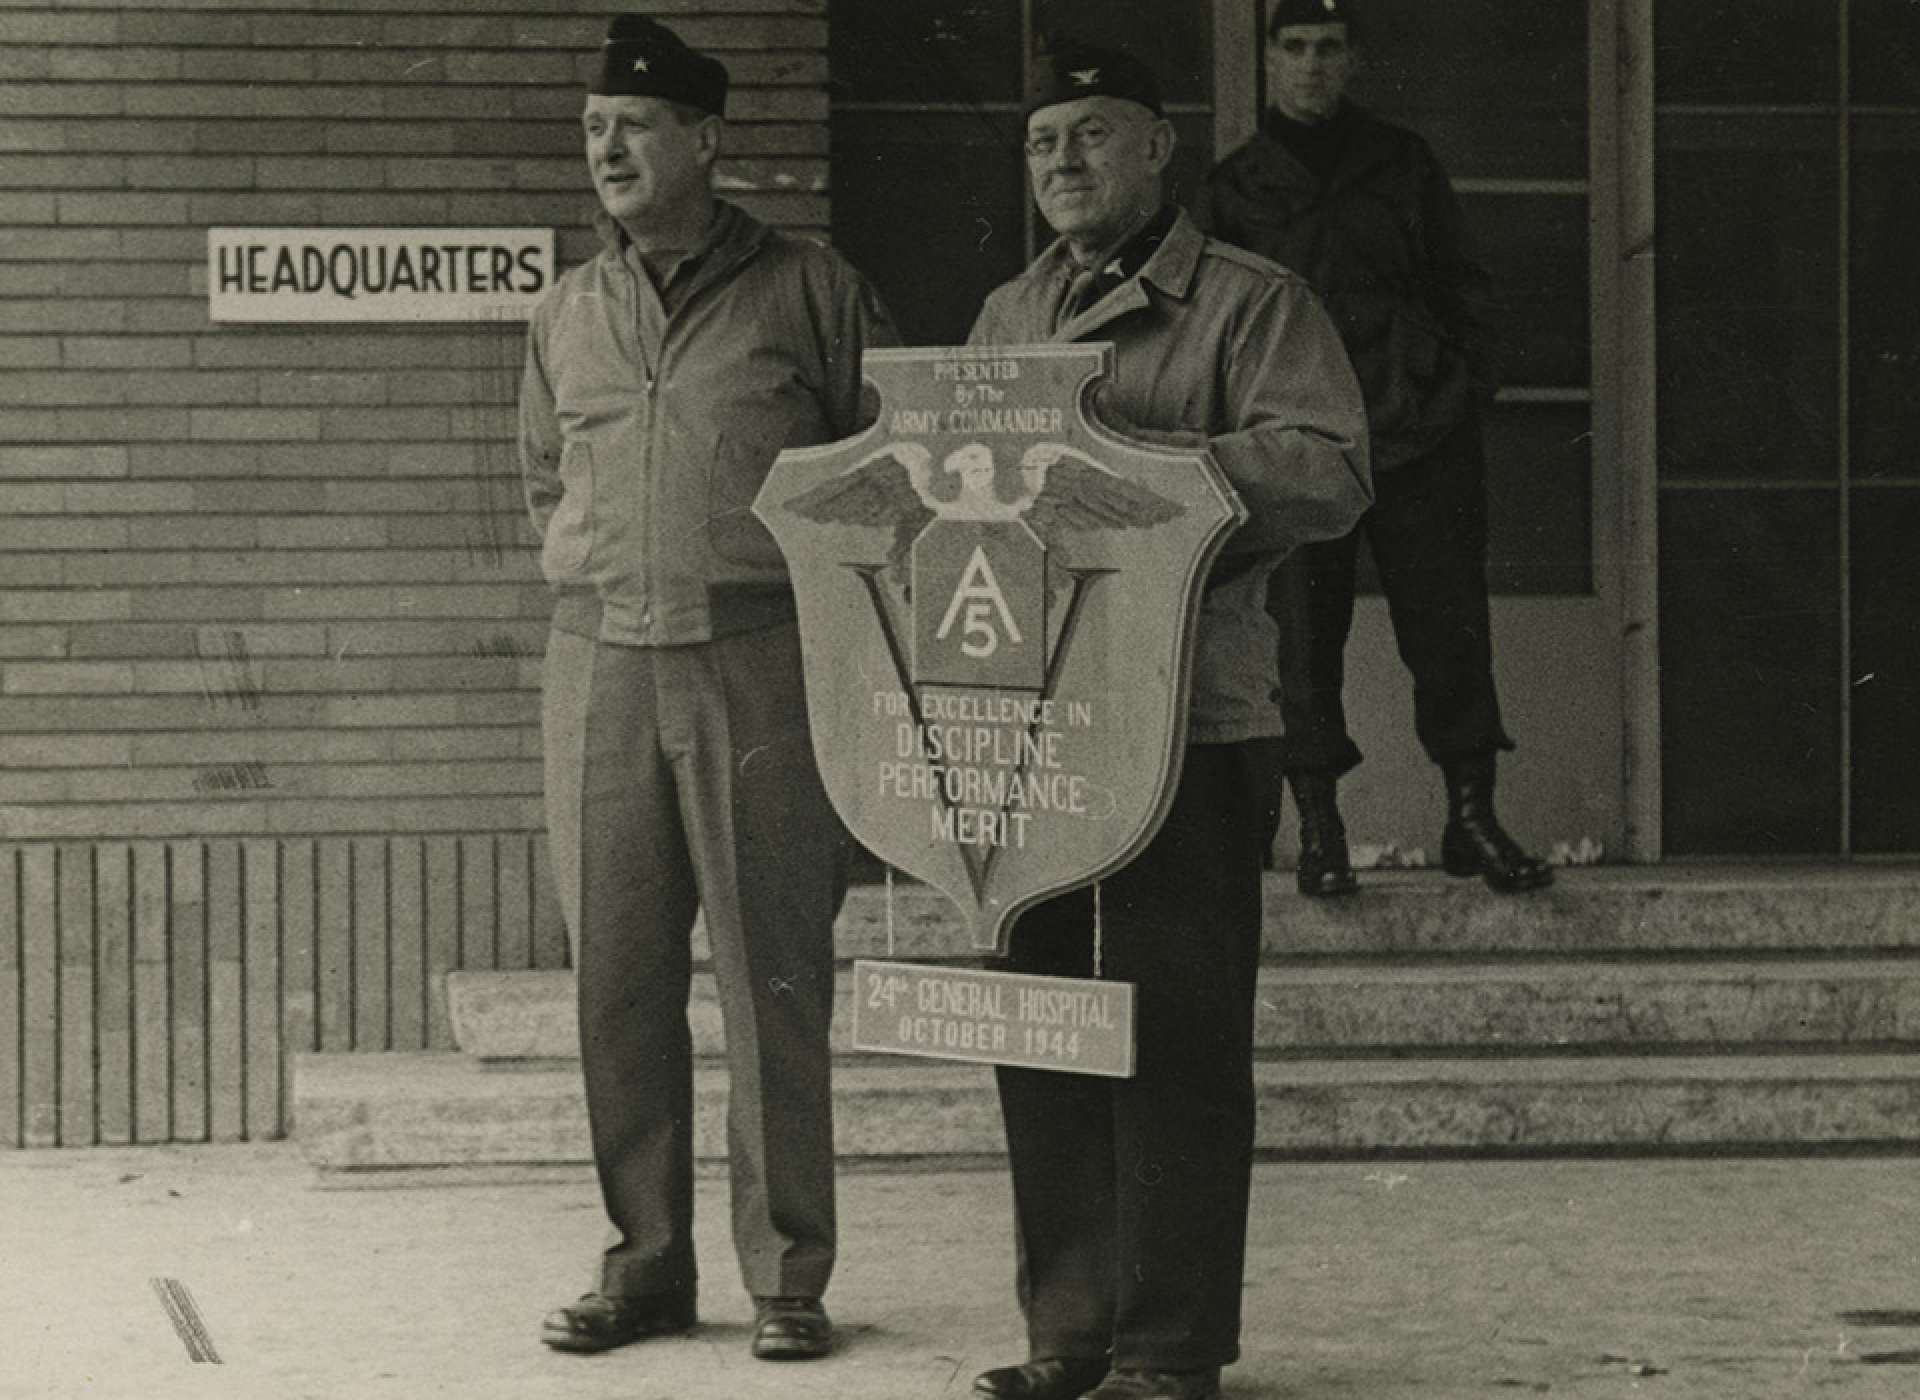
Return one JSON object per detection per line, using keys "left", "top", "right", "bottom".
{"left": 753, "top": 344, "right": 1245, "bottom": 1077}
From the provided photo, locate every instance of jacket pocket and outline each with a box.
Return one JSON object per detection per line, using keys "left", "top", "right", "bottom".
{"left": 541, "top": 438, "right": 596, "bottom": 580}
{"left": 1359, "top": 310, "right": 1467, "bottom": 453}
{"left": 705, "top": 425, "right": 792, "bottom": 570}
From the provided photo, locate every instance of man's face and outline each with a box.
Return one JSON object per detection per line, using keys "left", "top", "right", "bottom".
{"left": 1025, "top": 96, "right": 1171, "bottom": 250}
{"left": 581, "top": 94, "right": 712, "bottom": 225}
{"left": 1266, "top": 22, "right": 1354, "bottom": 124}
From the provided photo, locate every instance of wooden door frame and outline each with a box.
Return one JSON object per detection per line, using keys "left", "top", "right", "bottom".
{"left": 1593, "top": 0, "right": 1660, "bottom": 860}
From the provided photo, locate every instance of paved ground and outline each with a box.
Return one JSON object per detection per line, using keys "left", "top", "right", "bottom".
{"left": 6, "top": 1145, "right": 1920, "bottom": 1399}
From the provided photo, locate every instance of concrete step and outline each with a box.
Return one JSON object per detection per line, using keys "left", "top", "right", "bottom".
{"left": 292, "top": 1050, "right": 1920, "bottom": 1172}
{"left": 448, "top": 958, "right": 1920, "bottom": 1061}
{"left": 825, "top": 869, "right": 1920, "bottom": 960}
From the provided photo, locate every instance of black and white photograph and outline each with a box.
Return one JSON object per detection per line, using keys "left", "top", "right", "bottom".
{"left": 3, "top": 2, "right": 1919, "bottom": 1397}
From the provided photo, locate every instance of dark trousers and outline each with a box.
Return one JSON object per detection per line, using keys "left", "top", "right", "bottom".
{"left": 542, "top": 621, "right": 847, "bottom": 1302}
{"left": 1268, "top": 415, "right": 1514, "bottom": 780}
{"left": 993, "top": 744, "right": 1265, "bottom": 1371}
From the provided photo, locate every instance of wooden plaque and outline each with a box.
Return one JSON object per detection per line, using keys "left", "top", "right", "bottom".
{"left": 756, "top": 343, "right": 1245, "bottom": 955}
{"left": 755, "top": 343, "right": 1244, "bottom": 1076}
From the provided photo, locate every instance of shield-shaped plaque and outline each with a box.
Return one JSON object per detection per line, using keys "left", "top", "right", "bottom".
{"left": 754, "top": 343, "right": 1246, "bottom": 962}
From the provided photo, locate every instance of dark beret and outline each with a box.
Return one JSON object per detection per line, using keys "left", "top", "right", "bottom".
{"left": 1025, "top": 33, "right": 1163, "bottom": 119}
{"left": 590, "top": 14, "right": 729, "bottom": 116}
{"left": 1267, "top": 0, "right": 1360, "bottom": 39}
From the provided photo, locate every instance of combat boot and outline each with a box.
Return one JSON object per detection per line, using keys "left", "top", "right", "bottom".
{"left": 1289, "top": 771, "right": 1358, "bottom": 898}
{"left": 1439, "top": 753, "right": 1552, "bottom": 893}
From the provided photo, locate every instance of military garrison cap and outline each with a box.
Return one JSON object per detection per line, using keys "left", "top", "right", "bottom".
{"left": 1025, "top": 34, "right": 1164, "bottom": 118}
{"left": 1267, "top": 0, "right": 1360, "bottom": 38}
{"left": 590, "top": 14, "right": 729, "bottom": 116}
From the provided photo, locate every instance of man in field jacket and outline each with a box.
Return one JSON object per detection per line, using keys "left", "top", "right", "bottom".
{"left": 517, "top": 14, "right": 894, "bottom": 1364}
{"left": 965, "top": 35, "right": 1370, "bottom": 1400}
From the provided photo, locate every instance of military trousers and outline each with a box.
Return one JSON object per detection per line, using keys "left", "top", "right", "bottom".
{"left": 992, "top": 744, "right": 1266, "bottom": 1371}
{"left": 1266, "top": 414, "right": 1515, "bottom": 780}
{"left": 542, "top": 620, "right": 846, "bottom": 1302}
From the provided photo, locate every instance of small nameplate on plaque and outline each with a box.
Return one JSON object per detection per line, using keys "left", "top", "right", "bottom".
{"left": 851, "top": 958, "right": 1135, "bottom": 1078}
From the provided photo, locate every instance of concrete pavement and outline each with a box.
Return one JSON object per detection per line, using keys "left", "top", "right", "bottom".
{"left": 5, "top": 1145, "right": 1920, "bottom": 1399}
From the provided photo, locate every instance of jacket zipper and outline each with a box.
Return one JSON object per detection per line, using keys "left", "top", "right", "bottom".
{"left": 618, "top": 228, "right": 764, "bottom": 640}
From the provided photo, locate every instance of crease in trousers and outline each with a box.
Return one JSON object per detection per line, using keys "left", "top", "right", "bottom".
{"left": 542, "top": 620, "right": 847, "bottom": 1302}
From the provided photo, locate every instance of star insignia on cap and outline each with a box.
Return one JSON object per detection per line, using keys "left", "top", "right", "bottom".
{"left": 1069, "top": 67, "right": 1101, "bottom": 86}
{"left": 1323, "top": 0, "right": 1338, "bottom": 9}
{"left": 632, "top": 55, "right": 651, "bottom": 72}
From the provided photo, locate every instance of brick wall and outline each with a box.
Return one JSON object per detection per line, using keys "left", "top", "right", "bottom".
{"left": 0, "top": 0, "right": 830, "bottom": 1144}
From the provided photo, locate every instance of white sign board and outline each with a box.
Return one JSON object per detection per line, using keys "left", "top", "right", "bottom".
{"left": 207, "top": 227, "right": 555, "bottom": 322}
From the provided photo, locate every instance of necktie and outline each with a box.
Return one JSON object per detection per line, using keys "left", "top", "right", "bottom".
{"left": 1056, "top": 267, "right": 1103, "bottom": 330}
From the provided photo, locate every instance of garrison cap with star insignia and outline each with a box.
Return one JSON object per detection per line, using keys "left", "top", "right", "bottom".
{"left": 1267, "top": 0, "right": 1361, "bottom": 40}
{"left": 1025, "top": 33, "right": 1163, "bottom": 118}
{"left": 589, "top": 13, "right": 728, "bottom": 115}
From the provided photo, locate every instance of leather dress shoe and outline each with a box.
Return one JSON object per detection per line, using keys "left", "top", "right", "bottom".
{"left": 750, "top": 1295, "right": 832, "bottom": 1360}
{"left": 540, "top": 1290, "right": 695, "bottom": 1353}
{"left": 1084, "top": 1367, "right": 1222, "bottom": 1400}
{"left": 973, "top": 1355, "right": 1110, "bottom": 1399}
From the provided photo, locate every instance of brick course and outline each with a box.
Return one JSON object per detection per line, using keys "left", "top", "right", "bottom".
{"left": 0, "top": 0, "right": 829, "bottom": 1146}
{"left": 1, "top": 2, "right": 831, "bottom": 851}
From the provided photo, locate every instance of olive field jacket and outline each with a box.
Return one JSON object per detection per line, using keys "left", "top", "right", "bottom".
{"left": 519, "top": 200, "right": 896, "bottom": 645}
{"left": 969, "top": 211, "right": 1373, "bottom": 743}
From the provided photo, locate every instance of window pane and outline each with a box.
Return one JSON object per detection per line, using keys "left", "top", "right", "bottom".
{"left": 1659, "top": 488, "right": 1841, "bottom": 855}
{"left": 1338, "top": 0, "right": 1586, "bottom": 180}
{"left": 831, "top": 110, "right": 1027, "bottom": 346}
{"left": 1038, "top": 0, "right": 1211, "bottom": 105}
{"left": 1466, "top": 192, "right": 1589, "bottom": 387}
{"left": 1853, "top": 0, "right": 1920, "bottom": 104}
{"left": 1655, "top": 114, "right": 1838, "bottom": 480}
{"left": 1485, "top": 403, "right": 1591, "bottom": 595}
{"left": 1851, "top": 117, "right": 1920, "bottom": 480}
{"left": 1850, "top": 486, "right": 1920, "bottom": 854}
{"left": 830, "top": 0, "right": 1022, "bottom": 106}
{"left": 1656, "top": 0, "right": 1837, "bottom": 106}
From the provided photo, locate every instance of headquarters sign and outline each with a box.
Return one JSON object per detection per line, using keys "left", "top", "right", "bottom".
{"left": 755, "top": 343, "right": 1244, "bottom": 1076}
{"left": 207, "top": 227, "right": 554, "bottom": 322}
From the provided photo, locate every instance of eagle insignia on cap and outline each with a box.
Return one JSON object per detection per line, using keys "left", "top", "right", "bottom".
{"left": 1070, "top": 67, "right": 1100, "bottom": 86}
{"left": 632, "top": 55, "right": 650, "bottom": 72}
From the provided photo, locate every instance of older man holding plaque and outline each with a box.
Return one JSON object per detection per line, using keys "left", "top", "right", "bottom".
{"left": 965, "top": 36, "right": 1373, "bottom": 1400}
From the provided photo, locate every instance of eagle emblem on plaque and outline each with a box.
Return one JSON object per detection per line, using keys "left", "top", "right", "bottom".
{"left": 754, "top": 343, "right": 1245, "bottom": 1077}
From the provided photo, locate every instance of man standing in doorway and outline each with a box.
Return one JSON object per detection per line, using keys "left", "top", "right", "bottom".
{"left": 1197, "top": 0, "right": 1553, "bottom": 896}
{"left": 517, "top": 14, "right": 894, "bottom": 1362}
{"left": 967, "top": 36, "right": 1371, "bottom": 1400}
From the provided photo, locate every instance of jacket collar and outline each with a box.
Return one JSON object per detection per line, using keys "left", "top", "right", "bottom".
{"left": 592, "top": 198, "right": 770, "bottom": 285}
{"left": 1031, "top": 207, "right": 1206, "bottom": 337}
{"left": 1238, "top": 101, "right": 1401, "bottom": 195}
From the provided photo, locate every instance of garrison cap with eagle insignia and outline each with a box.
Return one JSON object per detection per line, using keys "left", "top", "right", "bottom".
{"left": 589, "top": 13, "right": 729, "bottom": 115}
{"left": 1025, "top": 34, "right": 1164, "bottom": 118}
